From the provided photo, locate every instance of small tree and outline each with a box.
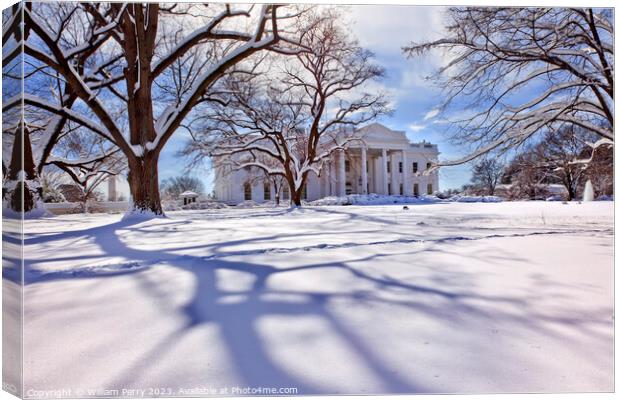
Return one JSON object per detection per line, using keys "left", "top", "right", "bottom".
{"left": 160, "top": 176, "right": 205, "bottom": 200}
{"left": 502, "top": 125, "right": 612, "bottom": 200}
{"left": 471, "top": 157, "right": 504, "bottom": 196}
{"left": 36, "top": 123, "right": 125, "bottom": 211}
{"left": 535, "top": 127, "right": 589, "bottom": 201}
{"left": 502, "top": 151, "right": 549, "bottom": 200}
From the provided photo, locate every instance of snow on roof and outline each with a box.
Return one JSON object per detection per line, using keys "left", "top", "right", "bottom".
{"left": 179, "top": 191, "right": 199, "bottom": 198}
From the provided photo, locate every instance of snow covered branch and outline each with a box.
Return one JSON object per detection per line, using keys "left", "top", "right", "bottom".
{"left": 404, "top": 7, "right": 613, "bottom": 167}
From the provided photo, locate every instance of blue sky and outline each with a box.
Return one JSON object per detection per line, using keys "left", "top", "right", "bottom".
{"left": 157, "top": 5, "right": 474, "bottom": 194}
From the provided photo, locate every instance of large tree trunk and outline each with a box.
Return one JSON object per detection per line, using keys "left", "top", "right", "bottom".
{"left": 291, "top": 190, "right": 302, "bottom": 207}
{"left": 127, "top": 153, "right": 163, "bottom": 215}
{"left": 5, "top": 124, "right": 40, "bottom": 213}
{"left": 122, "top": 6, "right": 163, "bottom": 216}
{"left": 283, "top": 174, "right": 302, "bottom": 207}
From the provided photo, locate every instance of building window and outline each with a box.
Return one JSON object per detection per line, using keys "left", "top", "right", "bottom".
{"left": 264, "top": 183, "right": 271, "bottom": 201}
{"left": 388, "top": 183, "right": 392, "bottom": 195}
{"left": 366, "top": 161, "right": 369, "bottom": 172}
{"left": 412, "top": 162, "right": 418, "bottom": 173}
{"left": 283, "top": 185, "right": 290, "bottom": 200}
{"left": 413, "top": 183, "right": 419, "bottom": 196}
{"left": 427, "top": 183, "right": 433, "bottom": 195}
{"left": 345, "top": 182, "right": 352, "bottom": 195}
{"left": 345, "top": 160, "right": 351, "bottom": 172}
{"left": 243, "top": 182, "right": 252, "bottom": 200}
{"left": 399, "top": 183, "right": 403, "bottom": 195}
{"left": 399, "top": 162, "right": 403, "bottom": 173}
{"left": 302, "top": 184, "right": 308, "bottom": 200}
{"left": 426, "top": 162, "right": 432, "bottom": 170}
{"left": 387, "top": 161, "right": 391, "bottom": 173}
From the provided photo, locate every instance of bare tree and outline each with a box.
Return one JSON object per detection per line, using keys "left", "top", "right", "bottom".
{"left": 504, "top": 126, "right": 611, "bottom": 200}
{"left": 184, "top": 9, "right": 389, "bottom": 206}
{"left": 404, "top": 7, "right": 613, "bottom": 167}
{"left": 471, "top": 157, "right": 504, "bottom": 195}
{"left": 160, "top": 176, "right": 205, "bottom": 200}
{"left": 48, "top": 128, "right": 127, "bottom": 210}
{"left": 4, "top": 3, "right": 305, "bottom": 215}
{"left": 502, "top": 151, "right": 549, "bottom": 200}
{"left": 535, "top": 127, "right": 590, "bottom": 201}
{"left": 2, "top": 64, "right": 125, "bottom": 213}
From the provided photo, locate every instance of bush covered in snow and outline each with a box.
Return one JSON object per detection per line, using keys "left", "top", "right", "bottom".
{"left": 41, "top": 187, "right": 66, "bottom": 203}
{"left": 235, "top": 200, "right": 262, "bottom": 208}
{"left": 545, "top": 195, "right": 564, "bottom": 202}
{"left": 163, "top": 199, "right": 229, "bottom": 211}
{"left": 162, "top": 201, "right": 181, "bottom": 211}
{"left": 596, "top": 195, "right": 614, "bottom": 201}
{"left": 309, "top": 194, "right": 441, "bottom": 206}
{"left": 183, "top": 201, "right": 229, "bottom": 210}
{"left": 448, "top": 195, "right": 503, "bottom": 203}
{"left": 2, "top": 201, "right": 53, "bottom": 219}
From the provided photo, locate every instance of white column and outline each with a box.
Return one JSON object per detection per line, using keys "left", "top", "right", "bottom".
{"left": 322, "top": 165, "right": 329, "bottom": 197}
{"left": 381, "top": 148, "right": 388, "bottom": 195}
{"left": 368, "top": 157, "right": 377, "bottom": 193}
{"left": 327, "top": 160, "right": 334, "bottom": 196}
{"left": 402, "top": 149, "right": 409, "bottom": 195}
{"left": 361, "top": 147, "right": 368, "bottom": 195}
{"left": 390, "top": 152, "right": 398, "bottom": 195}
{"left": 338, "top": 149, "right": 346, "bottom": 196}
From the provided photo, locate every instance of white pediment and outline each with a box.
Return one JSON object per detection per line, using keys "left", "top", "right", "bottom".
{"left": 355, "top": 122, "right": 410, "bottom": 146}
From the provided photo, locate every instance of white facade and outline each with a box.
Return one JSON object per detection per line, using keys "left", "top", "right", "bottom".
{"left": 213, "top": 123, "right": 440, "bottom": 204}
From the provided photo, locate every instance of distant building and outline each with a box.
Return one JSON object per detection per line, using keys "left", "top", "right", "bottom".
{"left": 213, "top": 123, "right": 440, "bottom": 204}
{"left": 179, "top": 190, "right": 199, "bottom": 205}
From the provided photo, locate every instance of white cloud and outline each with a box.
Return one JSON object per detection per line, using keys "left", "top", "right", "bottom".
{"left": 408, "top": 123, "right": 426, "bottom": 132}
{"left": 423, "top": 108, "right": 440, "bottom": 120}
{"left": 348, "top": 5, "right": 447, "bottom": 57}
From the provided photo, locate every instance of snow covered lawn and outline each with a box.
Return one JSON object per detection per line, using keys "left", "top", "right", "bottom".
{"left": 16, "top": 201, "right": 614, "bottom": 395}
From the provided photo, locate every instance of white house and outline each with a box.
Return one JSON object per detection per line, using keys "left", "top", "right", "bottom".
{"left": 213, "top": 123, "right": 440, "bottom": 204}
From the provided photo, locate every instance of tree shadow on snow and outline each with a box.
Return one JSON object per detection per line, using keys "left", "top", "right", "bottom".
{"left": 20, "top": 214, "right": 614, "bottom": 394}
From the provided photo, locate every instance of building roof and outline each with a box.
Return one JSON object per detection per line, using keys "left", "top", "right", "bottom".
{"left": 179, "top": 190, "right": 199, "bottom": 198}
{"left": 354, "top": 122, "right": 439, "bottom": 154}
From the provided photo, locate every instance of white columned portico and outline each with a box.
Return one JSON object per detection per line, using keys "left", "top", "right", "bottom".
{"left": 361, "top": 147, "right": 368, "bottom": 194}
{"left": 338, "top": 149, "right": 346, "bottom": 196}
{"left": 402, "top": 149, "right": 410, "bottom": 195}
{"left": 381, "top": 148, "right": 388, "bottom": 195}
